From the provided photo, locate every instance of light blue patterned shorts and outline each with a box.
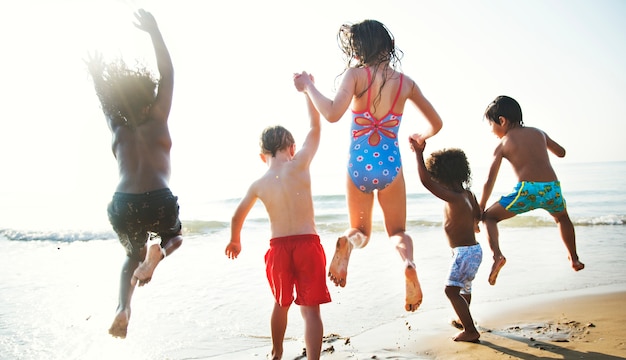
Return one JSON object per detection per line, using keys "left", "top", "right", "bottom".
{"left": 446, "top": 243, "right": 483, "bottom": 295}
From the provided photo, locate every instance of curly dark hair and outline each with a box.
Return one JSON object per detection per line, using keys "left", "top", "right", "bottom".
{"left": 88, "top": 58, "right": 157, "bottom": 123}
{"left": 425, "top": 148, "right": 472, "bottom": 189}
{"left": 260, "top": 125, "right": 295, "bottom": 158}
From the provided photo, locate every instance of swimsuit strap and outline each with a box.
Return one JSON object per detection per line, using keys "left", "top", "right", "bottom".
{"left": 365, "top": 67, "right": 372, "bottom": 112}
{"left": 390, "top": 73, "right": 403, "bottom": 111}
{"left": 364, "top": 68, "right": 403, "bottom": 114}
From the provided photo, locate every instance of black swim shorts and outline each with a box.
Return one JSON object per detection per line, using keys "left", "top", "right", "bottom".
{"left": 107, "top": 188, "right": 182, "bottom": 259}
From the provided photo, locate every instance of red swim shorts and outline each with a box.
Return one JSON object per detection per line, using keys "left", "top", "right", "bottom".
{"left": 265, "top": 234, "right": 332, "bottom": 307}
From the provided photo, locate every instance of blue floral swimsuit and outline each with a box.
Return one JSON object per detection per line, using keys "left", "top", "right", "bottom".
{"left": 348, "top": 68, "right": 404, "bottom": 193}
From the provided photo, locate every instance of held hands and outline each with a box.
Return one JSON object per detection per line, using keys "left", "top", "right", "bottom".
{"left": 409, "top": 133, "right": 426, "bottom": 146}
{"left": 293, "top": 71, "right": 314, "bottom": 92}
{"left": 133, "top": 8, "right": 159, "bottom": 34}
{"left": 409, "top": 136, "right": 426, "bottom": 154}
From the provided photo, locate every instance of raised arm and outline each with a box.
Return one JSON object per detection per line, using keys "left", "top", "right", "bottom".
{"left": 410, "top": 138, "right": 457, "bottom": 203}
{"left": 293, "top": 73, "right": 322, "bottom": 166}
{"left": 296, "top": 70, "right": 355, "bottom": 123}
{"left": 134, "top": 9, "right": 173, "bottom": 122}
{"left": 407, "top": 79, "right": 443, "bottom": 144}
{"left": 85, "top": 51, "right": 108, "bottom": 112}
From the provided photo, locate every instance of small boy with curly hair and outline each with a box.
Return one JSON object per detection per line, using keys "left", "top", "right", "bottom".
{"left": 410, "top": 138, "right": 482, "bottom": 343}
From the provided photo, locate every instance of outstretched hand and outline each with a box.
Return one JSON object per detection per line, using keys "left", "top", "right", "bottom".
{"left": 85, "top": 51, "right": 105, "bottom": 77}
{"left": 293, "top": 71, "right": 314, "bottom": 92}
{"left": 133, "top": 8, "right": 159, "bottom": 34}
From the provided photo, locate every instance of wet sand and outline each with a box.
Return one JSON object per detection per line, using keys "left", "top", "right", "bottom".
{"left": 232, "top": 284, "right": 626, "bottom": 359}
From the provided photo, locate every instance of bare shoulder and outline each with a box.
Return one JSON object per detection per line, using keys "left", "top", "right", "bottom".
{"left": 505, "top": 126, "right": 546, "bottom": 140}
{"left": 344, "top": 67, "right": 363, "bottom": 79}
{"left": 399, "top": 72, "right": 415, "bottom": 84}
{"left": 524, "top": 126, "right": 547, "bottom": 135}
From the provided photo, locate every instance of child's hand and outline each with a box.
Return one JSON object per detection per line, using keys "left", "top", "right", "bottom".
{"left": 409, "top": 136, "right": 426, "bottom": 153}
{"left": 225, "top": 242, "right": 241, "bottom": 259}
{"left": 85, "top": 51, "right": 105, "bottom": 76}
{"left": 293, "top": 71, "right": 314, "bottom": 92}
{"left": 133, "top": 8, "right": 159, "bottom": 34}
{"left": 410, "top": 133, "right": 426, "bottom": 145}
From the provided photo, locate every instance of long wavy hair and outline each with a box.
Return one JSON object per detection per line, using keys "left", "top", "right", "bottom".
{"left": 336, "top": 19, "right": 404, "bottom": 110}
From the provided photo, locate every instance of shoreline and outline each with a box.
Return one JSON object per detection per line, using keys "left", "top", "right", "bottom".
{"left": 222, "top": 283, "right": 626, "bottom": 359}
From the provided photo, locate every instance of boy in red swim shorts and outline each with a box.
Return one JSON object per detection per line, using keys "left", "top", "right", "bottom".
{"left": 226, "top": 73, "right": 330, "bottom": 360}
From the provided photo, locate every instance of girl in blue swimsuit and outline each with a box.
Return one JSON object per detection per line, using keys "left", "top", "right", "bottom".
{"left": 294, "top": 19, "right": 443, "bottom": 312}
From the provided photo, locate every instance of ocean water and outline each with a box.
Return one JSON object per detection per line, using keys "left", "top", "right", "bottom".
{"left": 0, "top": 161, "right": 625, "bottom": 359}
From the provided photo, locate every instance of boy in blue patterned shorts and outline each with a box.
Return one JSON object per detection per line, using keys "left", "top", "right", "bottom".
{"left": 410, "top": 139, "right": 483, "bottom": 343}
{"left": 479, "top": 95, "right": 585, "bottom": 286}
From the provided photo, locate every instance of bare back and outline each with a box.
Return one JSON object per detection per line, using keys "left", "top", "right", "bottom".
{"left": 500, "top": 127, "right": 560, "bottom": 182}
{"left": 351, "top": 67, "right": 406, "bottom": 117}
{"left": 253, "top": 158, "right": 317, "bottom": 238}
{"left": 349, "top": 67, "right": 440, "bottom": 126}
{"left": 110, "top": 116, "right": 172, "bottom": 193}
{"left": 443, "top": 190, "right": 481, "bottom": 248}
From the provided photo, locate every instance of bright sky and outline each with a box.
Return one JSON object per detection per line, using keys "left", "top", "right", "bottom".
{"left": 1, "top": 0, "right": 625, "bottom": 229}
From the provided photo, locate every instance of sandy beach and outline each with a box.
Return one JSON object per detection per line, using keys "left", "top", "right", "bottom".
{"left": 229, "top": 284, "right": 626, "bottom": 359}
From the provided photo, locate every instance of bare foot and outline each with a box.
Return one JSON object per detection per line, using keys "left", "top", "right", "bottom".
{"left": 131, "top": 244, "right": 163, "bottom": 287}
{"left": 571, "top": 258, "right": 585, "bottom": 271}
{"left": 488, "top": 256, "right": 506, "bottom": 286}
{"left": 328, "top": 236, "right": 352, "bottom": 287}
{"left": 108, "top": 308, "right": 130, "bottom": 339}
{"left": 405, "top": 266, "right": 423, "bottom": 312}
{"left": 453, "top": 330, "right": 480, "bottom": 343}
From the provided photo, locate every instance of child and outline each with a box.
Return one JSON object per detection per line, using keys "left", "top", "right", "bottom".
{"left": 480, "top": 95, "right": 585, "bottom": 286}
{"left": 294, "top": 19, "right": 443, "bottom": 312}
{"left": 85, "top": 9, "right": 183, "bottom": 338}
{"left": 225, "top": 74, "right": 331, "bottom": 360}
{"left": 410, "top": 139, "right": 483, "bottom": 343}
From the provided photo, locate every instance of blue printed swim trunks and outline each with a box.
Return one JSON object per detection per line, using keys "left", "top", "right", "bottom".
{"left": 499, "top": 181, "right": 566, "bottom": 215}
{"left": 446, "top": 243, "right": 482, "bottom": 295}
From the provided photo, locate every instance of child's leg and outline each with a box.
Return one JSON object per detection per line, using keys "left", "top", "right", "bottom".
{"left": 445, "top": 286, "right": 480, "bottom": 342}
{"left": 328, "top": 176, "right": 374, "bottom": 287}
{"left": 109, "top": 254, "right": 141, "bottom": 338}
{"left": 300, "top": 305, "right": 323, "bottom": 360}
{"left": 451, "top": 293, "right": 473, "bottom": 329}
{"left": 132, "top": 235, "right": 182, "bottom": 286}
{"left": 270, "top": 303, "right": 290, "bottom": 360}
{"left": 551, "top": 210, "right": 585, "bottom": 271}
{"left": 378, "top": 173, "right": 422, "bottom": 311}
{"left": 161, "top": 234, "right": 183, "bottom": 257}
{"left": 344, "top": 174, "right": 374, "bottom": 249}
{"left": 483, "top": 203, "right": 515, "bottom": 285}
